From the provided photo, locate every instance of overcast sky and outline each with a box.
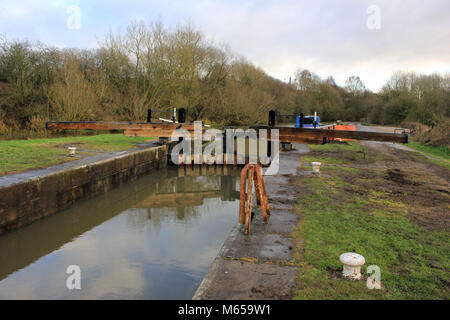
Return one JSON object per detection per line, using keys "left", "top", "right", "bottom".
{"left": 0, "top": 0, "right": 449, "bottom": 91}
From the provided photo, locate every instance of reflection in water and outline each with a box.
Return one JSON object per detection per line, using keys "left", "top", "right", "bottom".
{"left": 0, "top": 167, "right": 241, "bottom": 299}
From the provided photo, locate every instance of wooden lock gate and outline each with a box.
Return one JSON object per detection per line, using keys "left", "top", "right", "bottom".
{"left": 239, "top": 164, "right": 270, "bottom": 235}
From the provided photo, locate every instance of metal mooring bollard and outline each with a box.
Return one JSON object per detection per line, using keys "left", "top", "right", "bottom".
{"left": 68, "top": 146, "right": 77, "bottom": 156}
{"left": 312, "top": 162, "right": 321, "bottom": 173}
{"left": 340, "top": 252, "right": 365, "bottom": 280}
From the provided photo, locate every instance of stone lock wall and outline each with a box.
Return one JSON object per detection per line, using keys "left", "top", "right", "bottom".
{"left": 0, "top": 145, "right": 169, "bottom": 235}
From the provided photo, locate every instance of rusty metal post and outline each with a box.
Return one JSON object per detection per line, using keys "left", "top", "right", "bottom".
{"left": 239, "top": 164, "right": 271, "bottom": 234}
{"left": 257, "top": 165, "right": 270, "bottom": 216}
{"left": 255, "top": 165, "right": 269, "bottom": 223}
{"left": 244, "top": 167, "right": 254, "bottom": 235}
{"left": 253, "top": 172, "right": 261, "bottom": 205}
{"left": 239, "top": 166, "right": 249, "bottom": 224}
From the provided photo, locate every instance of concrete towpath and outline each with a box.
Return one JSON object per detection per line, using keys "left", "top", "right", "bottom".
{"left": 193, "top": 144, "right": 310, "bottom": 299}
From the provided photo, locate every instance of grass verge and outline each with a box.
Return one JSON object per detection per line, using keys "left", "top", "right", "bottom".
{"left": 407, "top": 141, "right": 450, "bottom": 168}
{"left": 0, "top": 134, "right": 156, "bottom": 176}
{"left": 293, "top": 142, "right": 449, "bottom": 299}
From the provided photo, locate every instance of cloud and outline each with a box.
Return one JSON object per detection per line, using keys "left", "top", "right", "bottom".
{"left": 189, "top": 0, "right": 450, "bottom": 90}
{"left": 0, "top": 0, "right": 448, "bottom": 91}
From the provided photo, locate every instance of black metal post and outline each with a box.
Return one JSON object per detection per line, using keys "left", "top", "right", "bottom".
{"left": 268, "top": 110, "right": 276, "bottom": 127}
{"left": 268, "top": 110, "right": 276, "bottom": 158}
{"left": 178, "top": 108, "right": 186, "bottom": 123}
{"left": 300, "top": 113, "right": 304, "bottom": 128}
{"left": 147, "top": 109, "right": 151, "bottom": 123}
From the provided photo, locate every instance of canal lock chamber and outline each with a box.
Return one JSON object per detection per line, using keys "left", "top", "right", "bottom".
{"left": 0, "top": 165, "right": 242, "bottom": 299}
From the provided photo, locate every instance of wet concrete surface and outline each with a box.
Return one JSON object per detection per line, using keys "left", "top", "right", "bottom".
{"left": 193, "top": 143, "right": 309, "bottom": 300}
{"left": 193, "top": 259, "right": 297, "bottom": 300}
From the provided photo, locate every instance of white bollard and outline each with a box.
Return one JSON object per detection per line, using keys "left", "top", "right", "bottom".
{"left": 312, "top": 162, "right": 322, "bottom": 173}
{"left": 340, "top": 252, "right": 365, "bottom": 280}
{"left": 68, "top": 147, "right": 77, "bottom": 156}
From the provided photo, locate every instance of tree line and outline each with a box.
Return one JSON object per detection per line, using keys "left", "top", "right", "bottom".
{"left": 0, "top": 21, "right": 448, "bottom": 145}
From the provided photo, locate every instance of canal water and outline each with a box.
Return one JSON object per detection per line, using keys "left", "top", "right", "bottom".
{"left": 0, "top": 166, "right": 241, "bottom": 299}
